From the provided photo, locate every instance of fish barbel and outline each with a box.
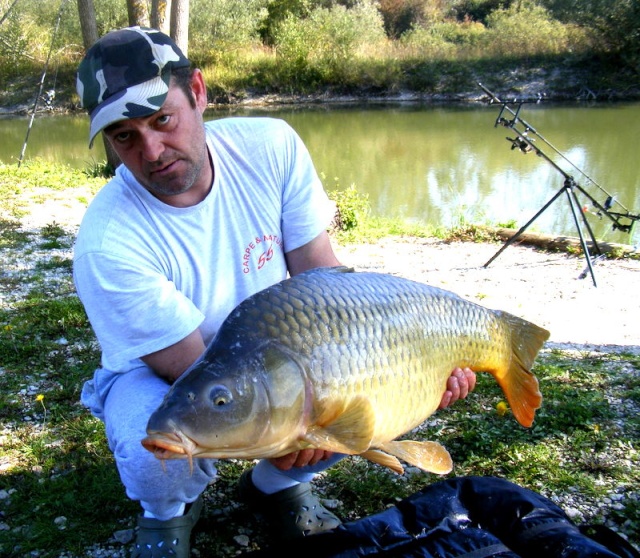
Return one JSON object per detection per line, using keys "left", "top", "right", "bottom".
{"left": 142, "top": 267, "right": 549, "bottom": 474}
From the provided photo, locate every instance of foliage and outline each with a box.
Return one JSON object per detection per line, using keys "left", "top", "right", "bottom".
{"left": 450, "top": 0, "right": 515, "bottom": 24}
{"left": 189, "top": 0, "right": 270, "bottom": 59}
{"left": 271, "top": 0, "right": 386, "bottom": 90}
{"left": 327, "top": 180, "right": 371, "bottom": 232}
{"left": 378, "top": 0, "right": 447, "bottom": 39}
{"left": 258, "top": 0, "right": 313, "bottom": 45}
{"left": 484, "top": 3, "right": 574, "bottom": 57}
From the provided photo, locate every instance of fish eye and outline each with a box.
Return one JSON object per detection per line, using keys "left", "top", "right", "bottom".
{"left": 210, "top": 386, "right": 233, "bottom": 407}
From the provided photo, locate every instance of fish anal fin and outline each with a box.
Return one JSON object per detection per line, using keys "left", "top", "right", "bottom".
{"left": 377, "top": 440, "right": 453, "bottom": 475}
{"left": 302, "top": 396, "right": 375, "bottom": 454}
{"left": 493, "top": 312, "right": 549, "bottom": 427}
{"left": 361, "top": 449, "right": 405, "bottom": 475}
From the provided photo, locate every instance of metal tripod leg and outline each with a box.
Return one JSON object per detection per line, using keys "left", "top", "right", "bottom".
{"left": 565, "top": 183, "right": 600, "bottom": 287}
{"left": 483, "top": 187, "right": 565, "bottom": 269}
{"left": 483, "top": 178, "right": 602, "bottom": 287}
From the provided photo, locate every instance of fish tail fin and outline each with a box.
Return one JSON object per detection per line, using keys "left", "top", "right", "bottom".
{"left": 494, "top": 312, "right": 549, "bottom": 428}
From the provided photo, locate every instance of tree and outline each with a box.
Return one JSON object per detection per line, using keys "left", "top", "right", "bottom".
{"left": 76, "top": 0, "right": 98, "bottom": 49}
{"left": 151, "top": 0, "right": 171, "bottom": 33}
{"left": 170, "top": 0, "right": 189, "bottom": 55}
{"left": 127, "top": 0, "right": 150, "bottom": 27}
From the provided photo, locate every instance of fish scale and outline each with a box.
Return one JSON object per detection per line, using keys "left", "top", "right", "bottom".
{"left": 143, "top": 266, "right": 549, "bottom": 475}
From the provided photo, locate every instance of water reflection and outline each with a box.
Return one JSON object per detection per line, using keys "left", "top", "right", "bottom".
{"left": 1, "top": 102, "right": 638, "bottom": 245}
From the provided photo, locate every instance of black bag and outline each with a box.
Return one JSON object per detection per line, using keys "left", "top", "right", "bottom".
{"left": 250, "top": 476, "right": 639, "bottom": 558}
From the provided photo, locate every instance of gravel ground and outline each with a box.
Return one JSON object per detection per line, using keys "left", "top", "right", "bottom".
{"left": 7, "top": 201, "right": 640, "bottom": 557}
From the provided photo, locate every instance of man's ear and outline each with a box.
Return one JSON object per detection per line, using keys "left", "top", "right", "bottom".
{"left": 191, "top": 69, "right": 208, "bottom": 112}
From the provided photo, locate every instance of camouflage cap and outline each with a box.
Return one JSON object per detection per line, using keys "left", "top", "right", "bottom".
{"left": 77, "top": 26, "right": 190, "bottom": 147}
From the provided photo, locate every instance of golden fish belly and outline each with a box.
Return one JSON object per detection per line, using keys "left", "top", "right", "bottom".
{"left": 296, "top": 287, "right": 514, "bottom": 445}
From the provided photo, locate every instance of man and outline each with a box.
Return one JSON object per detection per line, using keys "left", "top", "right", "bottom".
{"left": 74, "top": 27, "right": 475, "bottom": 558}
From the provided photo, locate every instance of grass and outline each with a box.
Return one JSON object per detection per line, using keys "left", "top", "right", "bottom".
{"left": 0, "top": 163, "right": 638, "bottom": 556}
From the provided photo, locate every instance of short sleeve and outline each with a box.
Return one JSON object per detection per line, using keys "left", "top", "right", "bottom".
{"left": 277, "top": 121, "right": 336, "bottom": 252}
{"left": 73, "top": 250, "right": 204, "bottom": 372}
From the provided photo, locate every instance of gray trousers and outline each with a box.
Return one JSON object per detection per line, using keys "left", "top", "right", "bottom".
{"left": 89, "top": 366, "right": 342, "bottom": 520}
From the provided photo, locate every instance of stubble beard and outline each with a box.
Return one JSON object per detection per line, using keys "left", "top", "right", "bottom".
{"left": 145, "top": 145, "right": 208, "bottom": 199}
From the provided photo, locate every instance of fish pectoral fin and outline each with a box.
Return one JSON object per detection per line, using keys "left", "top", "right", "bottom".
{"left": 303, "top": 396, "right": 375, "bottom": 454}
{"left": 377, "top": 440, "right": 453, "bottom": 475}
{"left": 360, "top": 449, "right": 405, "bottom": 475}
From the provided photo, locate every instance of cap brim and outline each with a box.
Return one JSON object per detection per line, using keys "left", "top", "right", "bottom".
{"left": 88, "top": 74, "right": 170, "bottom": 147}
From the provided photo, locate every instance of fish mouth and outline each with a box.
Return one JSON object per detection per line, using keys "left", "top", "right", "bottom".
{"left": 142, "top": 430, "right": 198, "bottom": 464}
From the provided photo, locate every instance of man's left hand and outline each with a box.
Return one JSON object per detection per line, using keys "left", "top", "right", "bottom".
{"left": 438, "top": 367, "right": 476, "bottom": 409}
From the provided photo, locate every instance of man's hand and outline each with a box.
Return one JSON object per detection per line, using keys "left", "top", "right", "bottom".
{"left": 438, "top": 367, "right": 476, "bottom": 409}
{"left": 270, "top": 367, "right": 477, "bottom": 471}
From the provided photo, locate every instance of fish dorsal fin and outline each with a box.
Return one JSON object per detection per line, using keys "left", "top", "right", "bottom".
{"left": 302, "top": 396, "right": 375, "bottom": 454}
{"left": 360, "top": 449, "right": 405, "bottom": 475}
{"left": 376, "top": 440, "right": 453, "bottom": 475}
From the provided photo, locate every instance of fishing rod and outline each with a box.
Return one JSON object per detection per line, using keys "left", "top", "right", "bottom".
{"left": 477, "top": 82, "right": 639, "bottom": 287}
{"left": 17, "top": 0, "right": 68, "bottom": 167}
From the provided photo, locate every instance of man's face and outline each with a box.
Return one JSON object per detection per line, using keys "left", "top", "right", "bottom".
{"left": 103, "top": 70, "right": 211, "bottom": 207}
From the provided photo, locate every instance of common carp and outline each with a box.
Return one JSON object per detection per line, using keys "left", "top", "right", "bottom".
{"left": 142, "top": 267, "right": 549, "bottom": 475}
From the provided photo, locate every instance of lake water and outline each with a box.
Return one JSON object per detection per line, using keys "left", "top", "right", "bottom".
{"left": 1, "top": 101, "right": 638, "bottom": 246}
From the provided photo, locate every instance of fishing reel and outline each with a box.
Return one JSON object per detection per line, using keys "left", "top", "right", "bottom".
{"left": 506, "top": 135, "right": 534, "bottom": 153}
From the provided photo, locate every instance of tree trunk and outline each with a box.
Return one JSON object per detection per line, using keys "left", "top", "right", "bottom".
{"left": 127, "top": 0, "right": 150, "bottom": 27}
{"left": 170, "top": 0, "right": 189, "bottom": 56}
{"left": 76, "top": 0, "right": 120, "bottom": 173}
{"left": 151, "top": 0, "right": 171, "bottom": 34}
{"left": 77, "top": 0, "right": 98, "bottom": 49}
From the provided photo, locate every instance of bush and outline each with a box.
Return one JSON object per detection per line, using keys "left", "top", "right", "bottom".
{"left": 189, "top": 0, "right": 270, "bottom": 60}
{"left": 378, "top": 0, "right": 446, "bottom": 39}
{"left": 327, "top": 183, "right": 370, "bottom": 232}
{"left": 272, "top": 0, "right": 386, "bottom": 88}
{"left": 397, "top": 27, "right": 457, "bottom": 59}
{"left": 450, "top": 0, "right": 515, "bottom": 24}
{"left": 428, "top": 19, "right": 487, "bottom": 47}
{"left": 482, "top": 3, "right": 573, "bottom": 57}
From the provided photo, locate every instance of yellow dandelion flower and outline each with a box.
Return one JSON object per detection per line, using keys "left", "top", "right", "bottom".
{"left": 496, "top": 401, "right": 509, "bottom": 417}
{"left": 36, "top": 394, "right": 45, "bottom": 402}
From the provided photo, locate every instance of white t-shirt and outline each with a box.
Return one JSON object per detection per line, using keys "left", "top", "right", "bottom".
{"left": 74, "top": 117, "right": 334, "bottom": 377}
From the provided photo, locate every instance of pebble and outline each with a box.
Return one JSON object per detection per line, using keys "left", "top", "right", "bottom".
{"left": 233, "top": 534, "right": 250, "bottom": 547}
{"left": 321, "top": 498, "right": 342, "bottom": 510}
{"left": 0, "top": 489, "right": 15, "bottom": 500}
{"left": 564, "top": 507, "right": 583, "bottom": 520}
{"left": 112, "top": 529, "right": 134, "bottom": 544}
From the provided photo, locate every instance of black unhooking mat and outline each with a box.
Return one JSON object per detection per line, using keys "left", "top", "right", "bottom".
{"left": 248, "top": 476, "right": 639, "bottom": 558}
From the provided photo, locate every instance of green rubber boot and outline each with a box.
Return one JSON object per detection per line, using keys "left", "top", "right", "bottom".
{"left": 238, "top": 468, "right": 342, "bottom": 541}
{"left": 132, "top": 496, "right": 203, "bottom": 558}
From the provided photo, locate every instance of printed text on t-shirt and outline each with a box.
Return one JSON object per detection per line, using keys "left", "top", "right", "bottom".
{"left": 242, "top": 234, "right": 284, "bottom": 274}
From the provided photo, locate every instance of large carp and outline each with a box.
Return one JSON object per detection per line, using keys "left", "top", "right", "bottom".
{"left": 142, "top": 267, "right": 549, "bottom": 475}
